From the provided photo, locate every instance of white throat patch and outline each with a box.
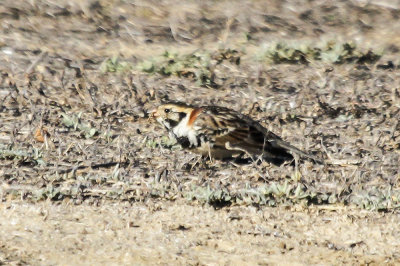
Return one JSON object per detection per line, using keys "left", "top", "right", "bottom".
{"left": 172, "top": 114, "right": 198, "bottom": 146}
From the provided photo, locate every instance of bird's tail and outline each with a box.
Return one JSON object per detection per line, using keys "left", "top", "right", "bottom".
{"left": 268, "top": 139, "right": 324, "bottom": 165}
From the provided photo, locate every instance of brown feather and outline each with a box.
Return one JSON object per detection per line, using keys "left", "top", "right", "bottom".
{"left": 188, "top": 108, "right": 203, "bottom": 126}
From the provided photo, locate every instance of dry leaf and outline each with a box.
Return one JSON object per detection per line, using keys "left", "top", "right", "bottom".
{"left": 34, "top": 127, "right": 49, "bottom": 143}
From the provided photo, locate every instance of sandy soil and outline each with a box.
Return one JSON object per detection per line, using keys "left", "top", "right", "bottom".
{"left": 1, "top": 200, "right": 399, "bottom": 265}
{"left": 1, "top": 0, "right": 400, "bottom": 264}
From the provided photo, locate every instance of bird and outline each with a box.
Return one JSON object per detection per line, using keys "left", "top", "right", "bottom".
{"left": 150, "top": 102, "right": 323, "bottom": 165}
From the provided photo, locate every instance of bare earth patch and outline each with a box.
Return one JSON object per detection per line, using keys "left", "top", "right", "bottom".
{"left": 1, "top": 200, "right": 399, "bottom": 265}
{"left": 1, "top": 0, "right": 400, "bottom": 264}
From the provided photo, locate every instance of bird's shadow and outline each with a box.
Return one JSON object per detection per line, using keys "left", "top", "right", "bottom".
{"left": 182, "top": 154, "right": 295, "bottom": 171}
{"left": 224, "top": 157, "right": 290, "bottom": 166}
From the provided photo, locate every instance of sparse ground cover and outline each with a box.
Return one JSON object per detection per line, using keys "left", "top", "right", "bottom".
{"left": 0, "top": 0, "right": 400, "bottom": 264}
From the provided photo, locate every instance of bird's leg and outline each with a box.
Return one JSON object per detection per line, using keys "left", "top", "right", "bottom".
{"left": 293, "top": 153, "right": 301, "bottom": 182}
{"left": 207, "top": 145, "right": 214, "bottom": 164}
{"left": 259, "top": 137, "right": 269, "bottom": 164}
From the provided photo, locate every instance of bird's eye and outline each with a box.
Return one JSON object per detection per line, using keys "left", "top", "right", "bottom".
{"left": 164, "top": 108, "right": 170, "bottom": 113}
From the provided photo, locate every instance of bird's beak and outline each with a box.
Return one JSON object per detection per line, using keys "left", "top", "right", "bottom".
{"left": 148, "top": 109, "right": 158, "bottom": 119}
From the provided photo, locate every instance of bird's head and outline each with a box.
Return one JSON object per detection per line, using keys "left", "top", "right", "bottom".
{"left": 150, "top": 102, "right": 195, "bottom": 130}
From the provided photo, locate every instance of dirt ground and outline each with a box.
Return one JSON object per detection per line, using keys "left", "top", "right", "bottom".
{"left": 1, "top": 200, "right": 399, "bottom": 265}
{"left": 1, "top": 0, "right": 400, "bottom": 264}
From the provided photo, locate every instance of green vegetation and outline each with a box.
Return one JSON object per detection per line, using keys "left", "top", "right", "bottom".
{"left": 146, "top": 136, "right": 181, "bottom": 150}
{"left": 62, "top": 112, "right": 98, "bottom": 139}
{"left": 137, "top": 49, "right": 241, "bottom": 87}
{"left": 131, "top": 42, "right": 381, "bottom": 86}
{"left": 100, "top": 56, "right": 132, "bottom": 73}
{"left": 3, "top": 171, "right": 399, "bottom": 211}
{"left": 138, "top": 50, "right": 214, "bottom": 86}
{"left": 0, "top": 145, "right": 45, "bottom": 166}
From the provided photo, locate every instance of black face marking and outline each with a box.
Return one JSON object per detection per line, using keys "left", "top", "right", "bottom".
{"left": 165, "top": 119, "right": 179, "bottom": 128}
{"left": 178, "top": 112, "right": 187, "bottom": 121}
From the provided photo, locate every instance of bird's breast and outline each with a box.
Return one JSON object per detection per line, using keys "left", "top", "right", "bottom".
{"left": 172, "top": 120, "right": 199, "bottom": 147}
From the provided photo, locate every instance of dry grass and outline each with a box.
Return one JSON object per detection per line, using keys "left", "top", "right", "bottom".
{"left": 0, "top": 0, "right": 400, "bottom": 264}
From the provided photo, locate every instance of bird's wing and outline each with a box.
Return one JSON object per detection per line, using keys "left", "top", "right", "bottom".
{"left": 193, "top": 106, "right": 323, "bottom": 164}
{"left": 192, "top": 106, "right": 280, "bottom": 153}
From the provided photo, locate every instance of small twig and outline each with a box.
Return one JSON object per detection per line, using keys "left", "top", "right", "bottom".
{"left": 320, "top": 139, "right": 334, "bottom": 161}
{"left": 25, "top": 51, "right": 48, "bottom": 74}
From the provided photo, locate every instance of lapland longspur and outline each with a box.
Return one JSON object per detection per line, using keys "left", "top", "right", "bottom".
{"left": 150, "top": 102, "right": 323, "bottom": 165}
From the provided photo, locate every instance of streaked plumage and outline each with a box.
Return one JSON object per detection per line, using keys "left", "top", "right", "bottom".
{"left": 150, "top": 102, "right": 323, "bottom": 165}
